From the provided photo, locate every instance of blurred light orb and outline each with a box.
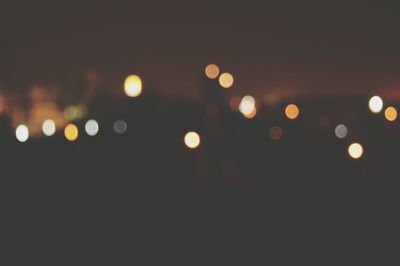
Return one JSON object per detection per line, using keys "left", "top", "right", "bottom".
{"left": 85, "top": 119, "right": 99, "bottom": 136}
{"left": 219, "top": 73, "right": 234, "bottom": 89}
{"left": 368, "top": 96, "right": 383, "bottom": 114}
{"left": 270, "top": 126, "right": 283, "bottom": 141}
{"left": 42, "top": 119, "right": 56, "bottom": 136}
{"left": 335, "top": 124, "right": 348, "bottom": 139}
{"left": 205, "top": 64, "right": 220, "bottom": 79}
{"left": 124, "top": 75, "right": 142, "bottom": 97}
{"left": 384, "top": 106, "right": 397, "bottom": 122}
{"left": 239, "top": 95, "right": 256, "bottom": 116}
{"left": 114, "top": 120, "right": 127, "bottom": 134}
{"left": 64, "top": 124, "right": 79, "bottom": 142}
{"left": 229, "top": 97, "right": 241, "bottom": 111}
{"left": 244, "top": 107, "right": 257, "bottom": 119}
{"left": 16, "top": 124, "right": 29, "bottom": 142}
{"left": 285, "top": 104, "right": 300, "bottom": 120}
{"left": 184, "top": 131, "right": 201, "bottom": 149}
{"left": 348, "top": 143, "right": 364, "bottom": 159}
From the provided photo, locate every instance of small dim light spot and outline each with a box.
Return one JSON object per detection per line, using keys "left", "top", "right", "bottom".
{"left": 385, "top": 106, "right": 397, "bottom": 122}
{"left": 239, "top": 95, "right": 256, "bottom": 116}
{"left": 85, "top": 119, "right": 99, "bottom": 136}
{"left": 64, "top": 124, "right": 78, "bottom": 142}
{"left": 42, "top": 119, "right": 56, "bottom": 136}
{"left": 184, "top": 131, "right": 200, "bottom": 149}
{"left": 205, "top": 64, "right": 220, "bottom": 79}
{"left": 114, "top": 120, "right": 127, "bottom": 134}
{"left": 16, "top": 124, "right": 29, "bottom": 142}
{"left": 229, "top": 97, "right": 241, "bottom": 111}
{"left": 124, "top": 75, "right": 142, "bottom": 97}
{"left": 244, "top": 107, "right": 257, "bottom": 119}
{"left": 335, "top": 124, "right": 348, "bottom": 139}
{"left": 285, "top": 104, "right": 300, "bottom": 120}
{"left": 270, "top": 126, "right": 283, "bottom": 141}
{"left": 369, "top": 96, "right": 383, "bottom": 114}
{"left": 348, "top": 143, "right": 364, "bottom": 159}
{"left": 219, "top": 73, "right": 234, "bottom": 89}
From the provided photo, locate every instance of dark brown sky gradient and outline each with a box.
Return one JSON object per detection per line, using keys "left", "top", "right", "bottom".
{"left": 2, "top": 1, "right": 400, "bottom": 99}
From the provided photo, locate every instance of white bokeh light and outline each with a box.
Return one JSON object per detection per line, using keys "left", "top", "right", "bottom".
{"left": 368, "top": 96, "right": 383, "bottom": 114}
{"left": 335, "top": 124, "right": 348, "bottom": 139}
{"left": 42, "top": 119, "right": 56, "bottom": 136}
{"left": 16, "top": 124, "right": 29, "bottom": 142}
{"left": 113, "top": 120, "right": 127, "bottom": 134}
{"left": 239, "top": 95, "right": 256, "bottom": 116}
{"left": 85, "top": 119, "right": 99, "bottom": 136}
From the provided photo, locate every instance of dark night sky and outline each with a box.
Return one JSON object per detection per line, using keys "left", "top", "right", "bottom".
{"left": 2, "top": 1, "right": 400, "bottom": 99}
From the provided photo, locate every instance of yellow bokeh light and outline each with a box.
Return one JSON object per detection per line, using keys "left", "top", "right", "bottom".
{"left": 219, "top": 73, "right": 234, "bottom": 89}
{"left": 348, "top": 143, "right": 364, "bottom": 159}
{"left": 384, "top": 106, "right": 397, "bottom": 122}
{"left": 184, "top": 131, "right": 201, "bottom": 149}
{"left": 205, "top": 64, "right": 220, "bottom": 79}
{"left": 64, "top": 124, "right": 79, "bottom": 142}
{"left": 124, "top": 75, "right": 142, "bottom": 97}
{"left": 285, "top": 104, "right": 300, "bottom": 120}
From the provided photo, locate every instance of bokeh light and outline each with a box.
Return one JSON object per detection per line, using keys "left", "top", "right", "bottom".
{"left": 244, "top": 107, "right": 257, "bottom": 119}
{"left": 348, "top": 143, "right": 364, "bottom": 159}
{"left": 285, "top": 104, "right": 300, "bottom": 120}
{"left": 42, "top": 119, "right": 56, "bottom": 136}
{"left": 368, "top": 96, "right": 383, "bottom": 114}
{"left": 205, "top": 64, "right": 220, "bottom": 79}
{"left": 85, "top": 119, "right": 99, "bottom": 136}
{"left": 239, "top": 95, "right": 256, "bottom": 116}
{"left": 184, "top": 131, "right": 201, "bottom": 149}
{"left": 113, "top": 120, "right": 127, "bottom": 134}
{"left": 219, "top": 73, "right": 234, "bottom": 89}
{"left": 16, "top": 124, "right": 29, "bottom": 142}
{"left": 64, "top": 124, "right": 79, "bottom": 142}
{"left": 229, "top": 97, "right": 241, "bottom": 111}
{"left": 270, "top": 126, "right": 283, "bottom": 141}
{"left": 334, "top": 124, "right": 348, "bottom": 139}
{"left": 124, "top": 75, "right": 142, "bottom": 97}
{"left": 384, "top": 106, "right": 397, "bottom": 122}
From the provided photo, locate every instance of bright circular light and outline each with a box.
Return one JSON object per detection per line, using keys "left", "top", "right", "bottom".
{"left": 270, "top": 126, "right": 283, "bottom": 141}
{"left": 219, "top": 72, "right": 234, "bottom": 89}
{"left": 16, "top": 124, "right": 29, "bottom": 142}
{"left": 42, "top": 119, "right": 56, "bottom": 136}
{"left": 348, "top": 143, "right": 364, "bottom": 159}
{"left": 184, "top": 131, "right": 201, "bottom": 149}
{"left": 285, "top": 104, "right": 300, "bottom": 120}
{"left": 64, "top": 124, "right": 79, "bottom": 142}
{"left": 124, "top": 75, "right": 142, "bottom": 97}
{"left": 369, "top": 96, "right": 383, "bottom": 114}
{"left": 113, "top": 120, "right": 127, "bottom": 134}
{"left": 385, "top": 106, "right": 397, "bottom": 122}
{"left": 335, "top": 124, "right": 348, "bottom": 139}
{"left": 85, "top": 119, "right": 99, "bottom": 136}
{"left": 239, "top": 95, "right": 256, "bottom": 116}
{"left": 205, "top": 64, "right": 220, "bottom": 79}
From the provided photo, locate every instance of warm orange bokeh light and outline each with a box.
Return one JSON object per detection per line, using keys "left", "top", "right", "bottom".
{"left": 285, "top": 104, "right": 300, "bottom": 120}
{"left": 384, "top": 106, "right": 397, "bottom": 122}
{"left": 219, "top": 73, "right": 234, "bottom": 89}
{"left": 205, "top": 64, "right": 220, "bottom": 79}
{"left": 244, "top": 107, "right": 257, "bottom": 119}
{"left": 64, "top": 124, "right": 79, "bottom": 142}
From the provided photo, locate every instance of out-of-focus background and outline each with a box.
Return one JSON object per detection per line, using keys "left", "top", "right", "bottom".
{"left": 1, "top": 1, "right": 400, "bottom": 260}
